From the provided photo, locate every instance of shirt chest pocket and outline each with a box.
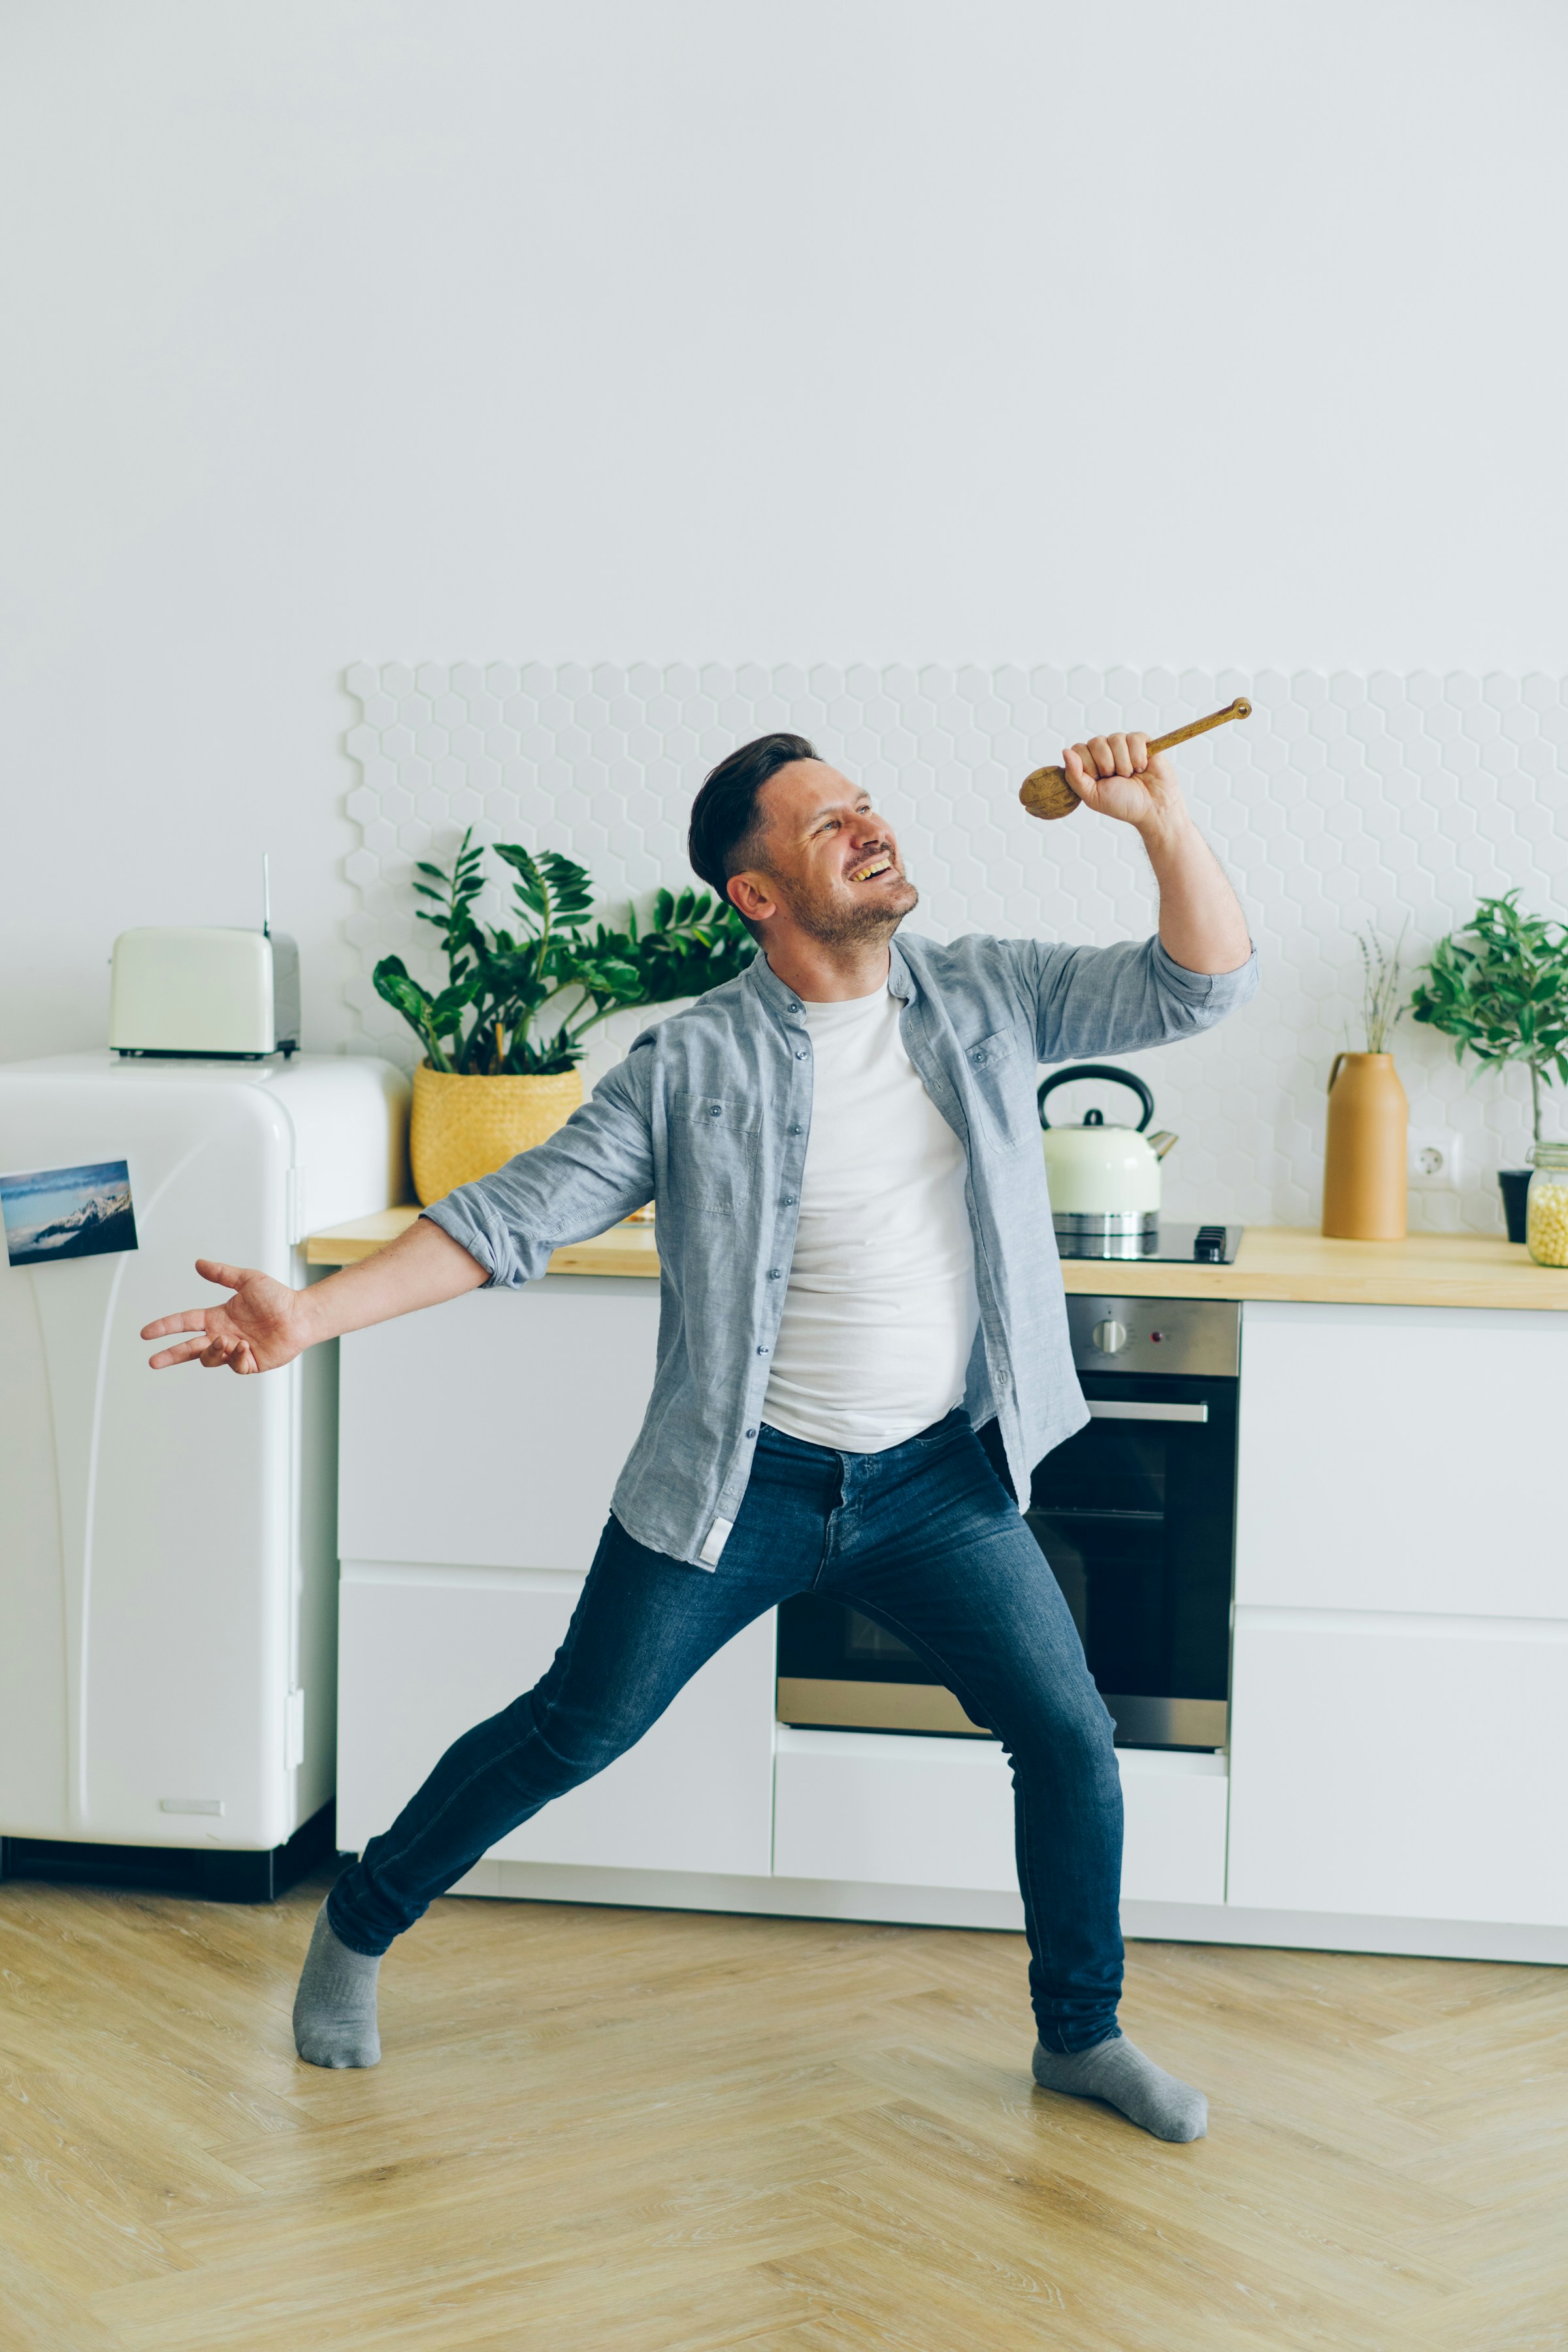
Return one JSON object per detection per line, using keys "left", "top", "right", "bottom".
{"left": 666, "top": 1091, "right": 760, "bottom": 1215}
{"left": 963, "top": 1028, "right": 1036, "bottom": 1152}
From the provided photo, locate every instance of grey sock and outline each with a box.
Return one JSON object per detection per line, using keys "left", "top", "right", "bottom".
{"left": 292, "top": 1899, "right": 382, "bottom": 2068}
{"left": 1032, "top": 2033, "right": 1207, "bottom": 2142}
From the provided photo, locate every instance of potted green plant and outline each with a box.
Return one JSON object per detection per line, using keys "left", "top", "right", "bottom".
{"left": 372, "top": 830, "right": 753, "bottom": 1203}
{"left": 1408, "top": 891, "right": 1568, "bottom": 1241}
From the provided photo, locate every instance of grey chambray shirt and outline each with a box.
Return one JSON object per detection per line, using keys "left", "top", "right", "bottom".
{"left": 425, "top": 930, "right": 1258, "bottom": 1568}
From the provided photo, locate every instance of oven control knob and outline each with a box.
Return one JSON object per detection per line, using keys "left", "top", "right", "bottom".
{"left": 1092, "top": 1317, "right": 1130, "bottom": 1355}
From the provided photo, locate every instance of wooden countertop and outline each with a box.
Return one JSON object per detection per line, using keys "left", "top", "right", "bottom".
{"left": 1071, "top": 1226, "right": 1568, "bottom": 1312}
{"left": 305, "top": 1205, "right": 661, "bottom": 1279}
{"left": 305, "top": 1209, "right": 1568, "bottom": 1310}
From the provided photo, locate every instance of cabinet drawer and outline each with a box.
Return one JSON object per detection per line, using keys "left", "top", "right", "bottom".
{"left": 338, "top": 1567, "right": 776, "bottom": 1878}
{"left": 1227, "top": 1609, "right": 1568, "bottom": 1925}
{"left": 772, "top": 1731, "right": 1227, "bottom": 1904}
{"left": 1237, "top": 1303, "right": 1568, "bottom": 1618}
{"left": 338, "top": 1279, "right": 660, "bottom": 1572}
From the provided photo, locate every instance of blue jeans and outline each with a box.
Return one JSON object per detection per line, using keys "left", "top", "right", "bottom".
{"left": 329, "top": 1412, "right": 1126, "bottom": 2051}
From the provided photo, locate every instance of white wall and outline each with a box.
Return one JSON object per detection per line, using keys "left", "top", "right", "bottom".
{"left": 4, "top": 0, "right": 1567, "bottom": 1128}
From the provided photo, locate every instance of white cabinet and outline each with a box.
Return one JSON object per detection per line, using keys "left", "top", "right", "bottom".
{"left": 1236, "top": 1301, "right": 1567, "bottom": 1618}
{"left": 772, "top": 1729, "right": 1227, "bottom": 1906}
{"left": 336, "top": 1274, "right": 776, "bottom": 1881}
{"left": 338, "top": 1565, "right": 777, "bottom": 1876}
{"left": 1119, "top": 1749, "right": 1229, "bottom": 1904}
{"left": 333, "top": 1274, "right": 1568, "bottom": 1952}
{"left": 338, "top": 1277, "right": 661, "bottom": 1573}
{"left": 1228, "top": 1609, "right": 1568, "bottom": 1925}
{"left": 1230, "top": 1301, "right": 1568, "bottom": 1936}
{"left": 773, "top": 1729, "right": 1017, "bottom": 1892}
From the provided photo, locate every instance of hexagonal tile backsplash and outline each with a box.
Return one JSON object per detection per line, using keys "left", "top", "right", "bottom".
{"left": 342, "top": 662, "right": 1568, "bottom": 1233}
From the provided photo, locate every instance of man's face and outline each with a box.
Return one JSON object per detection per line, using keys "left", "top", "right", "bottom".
{"left": 735, "top": 760, "right": 919, "bottom": 945}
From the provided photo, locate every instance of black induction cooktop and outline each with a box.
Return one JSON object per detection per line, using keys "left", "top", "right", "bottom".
{"left": 1055, "top": 1220, "right": 1243, "bottom": 1265}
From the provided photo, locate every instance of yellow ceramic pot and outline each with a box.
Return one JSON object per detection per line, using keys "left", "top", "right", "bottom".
{"left": 410, "top": 1064, "right": 583, "bottom": 1206}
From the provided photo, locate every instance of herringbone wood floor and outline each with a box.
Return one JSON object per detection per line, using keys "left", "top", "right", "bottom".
{"left": 0, "top": 1870, "right": 1563, "bottom": 2351}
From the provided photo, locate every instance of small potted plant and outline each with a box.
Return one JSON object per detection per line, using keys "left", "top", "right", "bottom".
{"left": 1408, "top": 891, "right": 1568, "bottom": 1241}
{"left": 373, "top": 830, "right": 753, "bottom": 1204}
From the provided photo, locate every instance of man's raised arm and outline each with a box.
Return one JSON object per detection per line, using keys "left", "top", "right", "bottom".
{"left": 141, "top": 1216, "right": 489, "bottom": 1375}
{"left": 1061, "top": 732, "right": 1252, "bottom": 976}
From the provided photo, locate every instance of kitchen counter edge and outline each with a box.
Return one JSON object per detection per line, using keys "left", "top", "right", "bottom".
{"left": 304, "top": 1209, "right": 1568, "bottom": 1311}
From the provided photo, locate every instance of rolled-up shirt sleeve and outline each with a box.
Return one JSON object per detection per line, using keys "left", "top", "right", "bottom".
{"left": 421, "top": 1044, "right": 657, "bottom": 1286}
{"left": 1015, "top": 934, "right": 1260, "bottom": 1065}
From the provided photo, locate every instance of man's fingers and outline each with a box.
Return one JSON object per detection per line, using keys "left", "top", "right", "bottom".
{"left": 1085, "top": 735, "right": 1119, "bottom": 780}
{"left": 195, "top": 1258, "right": 248, "bottom": 1292}
{"left": 1106, "top": 733, "right": 1136, "bottom": 779}
{"left": 140, "top": 1307, "right": 214, "bottom": 1341}
{"left": 148, "top": 1334, "right": 214, "bottom": 1369}
{"left": 1062, "top": 745, "right": 1098, "bottom": 800}
{"left": 1126, "top": 732, "right": 1149, "bottom": 773}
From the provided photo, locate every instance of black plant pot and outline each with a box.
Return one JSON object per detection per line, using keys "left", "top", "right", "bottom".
{"left": 1498, "top": 1168, "right": 1532, "bottom": 1244}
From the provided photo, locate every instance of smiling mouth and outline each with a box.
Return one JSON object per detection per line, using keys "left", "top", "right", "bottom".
{"left": 849, "top": 856, "right": 894, "bottom": 881}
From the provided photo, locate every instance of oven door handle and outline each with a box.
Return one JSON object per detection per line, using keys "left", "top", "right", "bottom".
{"left": 1086, "top": 1399, "right": 1209, "bottom": 1423}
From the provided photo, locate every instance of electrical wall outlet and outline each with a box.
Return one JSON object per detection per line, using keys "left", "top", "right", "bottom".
{"left": 1408, "top": 1131, "right": 1463, "bottom": 1188}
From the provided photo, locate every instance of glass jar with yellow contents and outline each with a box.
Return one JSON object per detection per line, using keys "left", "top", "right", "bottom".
{"left": 1526, "top": 1141, "right": 1568, "bottom": 1267}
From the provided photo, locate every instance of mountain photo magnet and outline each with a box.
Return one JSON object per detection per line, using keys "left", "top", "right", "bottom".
{"left": 1, "top": 1160, "right": 139, "bottom": 1267}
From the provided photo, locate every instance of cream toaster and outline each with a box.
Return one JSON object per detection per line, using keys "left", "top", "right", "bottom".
{"left": 110, "top": 926, "right": 301, "bottom": 1058}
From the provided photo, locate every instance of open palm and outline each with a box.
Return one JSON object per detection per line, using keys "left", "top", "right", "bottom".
{"left": 141, "top": 1260, "right": 306, "bottom": 1374}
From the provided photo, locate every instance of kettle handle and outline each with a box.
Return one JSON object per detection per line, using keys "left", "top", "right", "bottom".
{"left": 1037, "top": 1062, "right": 1155, "bottom": 1132}
{"left": 1327, "top": 1051, "right": 1348, "bottom": 1096}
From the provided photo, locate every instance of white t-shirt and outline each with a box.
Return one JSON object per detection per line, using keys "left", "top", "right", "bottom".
{"left": 761, "top": 983, "right": 981, "bottom": 1453}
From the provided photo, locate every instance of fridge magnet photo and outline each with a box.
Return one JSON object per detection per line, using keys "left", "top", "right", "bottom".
{"left": 0, "top": 1160, "right": 139, "bottom": 1266}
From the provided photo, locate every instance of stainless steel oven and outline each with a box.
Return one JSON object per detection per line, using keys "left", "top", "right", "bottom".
{"left": 776, "top": 1296, "right": 1239, "bottom": 1751}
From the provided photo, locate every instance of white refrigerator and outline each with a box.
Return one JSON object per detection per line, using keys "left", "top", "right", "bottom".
{"left": 0, "top": 1052, "right": 408, "bottom": 1896}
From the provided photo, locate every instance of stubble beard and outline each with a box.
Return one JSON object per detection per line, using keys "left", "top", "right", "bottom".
{"left": 787, "top": 871, "right": 919, "bottom": 949}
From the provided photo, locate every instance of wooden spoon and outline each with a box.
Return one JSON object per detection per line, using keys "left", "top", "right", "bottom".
{"left": 1019, "top": 696, "right": 1252, "bottom": 821}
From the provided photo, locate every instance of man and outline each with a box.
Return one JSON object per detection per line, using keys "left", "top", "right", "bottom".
{"left": 143, "top": 727, "right": 1256, "bottom": 2142}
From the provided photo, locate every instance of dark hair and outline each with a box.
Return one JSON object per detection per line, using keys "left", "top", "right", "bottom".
{"left": 688, "top": 732, "right": 817, "bottom": 908}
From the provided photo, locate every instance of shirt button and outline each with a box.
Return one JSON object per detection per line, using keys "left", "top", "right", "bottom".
{"left": 745, "top": 1426, "right": 757, "bottom": 1438}
{"left": 790, "top": 1123, "right": 802, "bottom": 1135}
{"left": 795, "top": 1049, "right": 808, "bottom": 1059}
{"left": 783, "top": 1194, "right": 796, "bottom": 1205}
{"left": 767, "top": 1268, "right": 781, "bottom": 1279}
{"left": 708, "top": 1103, "right": 721, "bottom": 1117}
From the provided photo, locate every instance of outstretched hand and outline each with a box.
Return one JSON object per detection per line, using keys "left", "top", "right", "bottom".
{"left": 1062, "top": 734, "right": 1188, "bottom": 837}
{"left": 141, "top": 1260, "right": 309, "bottom": 1374}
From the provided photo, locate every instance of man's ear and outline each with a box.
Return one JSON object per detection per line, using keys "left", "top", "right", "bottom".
{"left": 727, "top": 870, "right": 776, "bottom": 928}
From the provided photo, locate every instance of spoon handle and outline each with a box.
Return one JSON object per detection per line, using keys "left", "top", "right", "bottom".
{"left": 1020, "top": 696, "right": 1253, "bottom": 821}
